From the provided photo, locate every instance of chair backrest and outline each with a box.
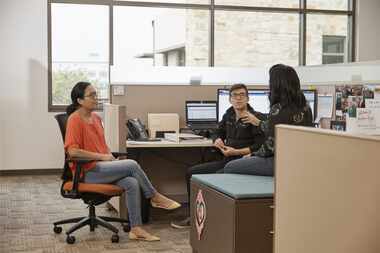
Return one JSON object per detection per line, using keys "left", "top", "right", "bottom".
{"left": 54, "top": 113, "right": 72, "bottom": 181}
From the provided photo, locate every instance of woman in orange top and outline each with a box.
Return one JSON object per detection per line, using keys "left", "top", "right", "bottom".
{"left": 65, "top": 82, "right": 181, "bottom": 241}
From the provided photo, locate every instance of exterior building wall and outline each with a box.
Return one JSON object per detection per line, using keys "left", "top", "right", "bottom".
{"left": 185, "top": 0, "right": 349, "bottom": 67}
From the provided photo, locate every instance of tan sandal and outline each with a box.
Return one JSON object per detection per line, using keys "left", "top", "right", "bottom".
{"left": 129, "top": 231, "right": 160, "bottom": 242}
{"left": 151, "top": 200, "right": 181, "bottom": 210}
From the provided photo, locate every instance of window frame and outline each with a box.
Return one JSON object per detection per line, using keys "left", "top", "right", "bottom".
{"left": 48, "top": 0, "right": 356, "bottom": 111}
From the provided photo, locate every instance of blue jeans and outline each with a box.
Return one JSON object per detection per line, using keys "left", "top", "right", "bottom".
{"left": 84, "top": 159, "right": 156, "bottom": 227}
{"left": 223, "top": 156, "right": 274, "bottom": 176}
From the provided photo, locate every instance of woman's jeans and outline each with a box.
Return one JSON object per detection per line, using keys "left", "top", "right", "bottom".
{"left": 84, "top": 159, "right": 156, "bottom": 227}
{"left": 223, "top": 156, "right": 274, "bottom": 176}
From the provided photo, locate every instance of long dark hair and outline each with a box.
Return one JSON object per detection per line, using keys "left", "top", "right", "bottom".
{"left": 66, "top": 82, "right": 91, "bottom": 116}
{"left": 268, "top": 64, "right": 306, "bottom": 108}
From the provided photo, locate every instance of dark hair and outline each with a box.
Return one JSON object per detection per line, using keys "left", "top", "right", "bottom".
{"left": 268, "top": 64, "right": 306, "bottom": 108}
{"left": 66, "top": 82, "right": 91, "bottom": 116}
{"left": 229, "top": 83, "right": 248, "bottom": 96}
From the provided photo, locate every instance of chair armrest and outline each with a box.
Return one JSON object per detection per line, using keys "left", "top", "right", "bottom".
{"left": 64, "top": 157, "right": 100, "bottom": 198}
{"left": 112, "top": 152, "right": 128, "bottom": 158}
{"left": 66, "top": 157, "right": 96, "bottom": 164}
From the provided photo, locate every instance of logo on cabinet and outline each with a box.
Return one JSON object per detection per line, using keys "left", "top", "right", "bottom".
{"left": 195, "top": 189, "right": 206, "bottom": 240}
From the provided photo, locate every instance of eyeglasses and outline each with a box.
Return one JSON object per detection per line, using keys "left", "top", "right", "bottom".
{"left": 230, "top": 92, "right": 248, "bottom": 99}
{"left": 84, "top": 92, "right": 98, "bottom": 99}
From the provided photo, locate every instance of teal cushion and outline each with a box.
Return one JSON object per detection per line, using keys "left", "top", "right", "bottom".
{"left": 192, "top": 174, "right": 274, "bottom": 199}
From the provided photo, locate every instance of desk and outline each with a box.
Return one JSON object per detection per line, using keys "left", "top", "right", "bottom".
{"left": 126, "top": 138, "right": 213, "bottom": 148}
{"left": 109, "top": 138, "right": 217, "bottom": 221}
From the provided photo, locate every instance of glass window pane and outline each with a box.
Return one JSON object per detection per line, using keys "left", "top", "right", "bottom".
{"left": 307, "top": 0, "right": 348, "bottom": 10}
{"left": 322, "top": 55, "right": 344, "bottom": 64}
{"left": 215, "top": 0, "right": 299, "bottom": 8}
{"left": 115, "top": 0, "right": 209, "bottom": 4}
{"left": 114, "top": 6, "right": 209, "bottom": 67}
{"left": 323, "top": 35, "right": 345, "bottom": 53}
{"left": 306, "top": 14, "right": 348, "bottom": 65}
{"left": 214, "top": 11, "right": 299, "bottom": 67}
{"left": 51, "top": 4, "right": 109, "bottom": 106}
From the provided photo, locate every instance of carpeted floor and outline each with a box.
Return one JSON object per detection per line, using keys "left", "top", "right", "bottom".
{"left": 0, "top": 174, "right": 191, "bottom": 253}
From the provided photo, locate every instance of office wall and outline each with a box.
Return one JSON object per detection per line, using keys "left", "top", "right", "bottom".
{"left": 112, "top": 85, "right": 225, "bottom": 127}
{"left": 0, "top": 0, "right": 63, "bottom": 170}
{"left": 356, "top": 0, "right": 380, "bottom": 61}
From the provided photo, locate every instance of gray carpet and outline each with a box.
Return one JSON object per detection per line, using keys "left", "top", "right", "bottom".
{"left": 0, "top": 174, "right": 191, "bottom": 253}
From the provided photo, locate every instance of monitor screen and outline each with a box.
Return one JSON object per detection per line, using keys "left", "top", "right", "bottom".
{"left": 302, "top": 90, "right": 317, "bottom": 120}
{"left": 217, "top": 89, "right": 270, "bottom": 121}
{"left": 186, "top": 101, "right": 217, "bottom": 124}
{"left": 217, "top": 89, "right": 317, "bottom": 121}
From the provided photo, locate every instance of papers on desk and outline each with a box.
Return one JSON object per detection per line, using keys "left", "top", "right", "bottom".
{"left": 164, "top": 133, "right": 204, "bottom": 142}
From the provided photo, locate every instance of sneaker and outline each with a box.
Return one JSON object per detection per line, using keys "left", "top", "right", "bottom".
{"left": 171, "top": 217, "right": 191, "bottom": 229}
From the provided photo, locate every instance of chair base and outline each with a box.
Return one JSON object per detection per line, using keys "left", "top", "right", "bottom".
{"left": 53, "top": 204, "right": 130, "bottom": 244}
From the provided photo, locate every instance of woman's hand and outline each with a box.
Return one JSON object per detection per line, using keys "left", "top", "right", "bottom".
{"left": 213, "top": 138, "right": 225, "bottom": 149}
{"left": 243, "top": 153, "right": 252, "bottom": 158}
{"left": 220, "top": 146, "right": 238, "bottom": 157}
{"left": 100, "top": 154, "right": 116, "bottom": 161}
{"left": 241, "top": 112, "right": 261, "bottom": 126}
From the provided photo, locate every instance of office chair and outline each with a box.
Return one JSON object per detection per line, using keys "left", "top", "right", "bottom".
{"left": 52, "top": 113, "right": 130, "bottom": 244}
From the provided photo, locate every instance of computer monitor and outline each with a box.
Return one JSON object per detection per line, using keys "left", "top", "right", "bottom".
{"left": 217, "top": 89, "right": 317, "bottom": 121}
{"left": 185, "top": 101, "right": 217, "bottom": 125}
{"left": 302, "top": 89, "right": 317, "bottom": 120}
{"left": 217, "top": 89, "right": 270, "bottom": 121}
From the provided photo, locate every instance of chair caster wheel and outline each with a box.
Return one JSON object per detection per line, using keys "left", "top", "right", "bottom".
{"left": 111, "top": 234, "right": 119, "bottom": 243}
{"left": 66, "top": 235, "right": 76, "bottom": 244}
{"left": 123, "top": 224, "right": 131, "bottom": 232}
{"left": 53, "top": 226, "right": 62, "bottom": 234}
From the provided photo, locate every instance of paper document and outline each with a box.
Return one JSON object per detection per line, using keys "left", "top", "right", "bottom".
{"left": 317, "top": 94, "right": 333, "bottom": 121}
{"left": 164, "top": 133, "right": 204, "bottom": 142}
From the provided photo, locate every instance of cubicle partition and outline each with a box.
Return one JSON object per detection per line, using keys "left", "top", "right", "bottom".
{"left": 111, "top": 84, "right": 269, "bottom": 127}
{"left": 274, "top": 125, "right": 380, "bottom": 253}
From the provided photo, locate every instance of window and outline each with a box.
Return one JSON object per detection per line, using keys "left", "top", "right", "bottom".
{"left": 307, "top": 0, "right": 348, "bottom": 10}
{"left": 50, "top": 3, "right": 109, "bottom": 109}
{"left": 113, "top": 6, "right": 209, "bottom": 68}
{"left": 322, "top": 35, "right": 346, "bottom": 64}
{"left": 215, "top": 0, "right": 299, "bottom": 8}
{"left": 306, "top": 14, "right": 348, "bottom": 65}
{"left": 48, "top": 0, "right": 355, "bottom": 110}
{"left": 214, "top": 11, "right": 299, "bottom": 67}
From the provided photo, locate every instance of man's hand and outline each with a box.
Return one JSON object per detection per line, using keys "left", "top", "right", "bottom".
{"left": 100, "top": 154, "right": 116, "bottom": 161}
{"left": 241, "top": 112, "right": 261, "bottom": 126}
{"left": 220, "top": 146, "right": 238, "bottom": 157}
{"left": 213, "top": 138, "right": 225, "bottom": 149}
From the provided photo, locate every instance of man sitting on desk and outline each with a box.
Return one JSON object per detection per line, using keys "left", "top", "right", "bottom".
{"left": 171, "top": 83, "right": 265, "bottom": 229}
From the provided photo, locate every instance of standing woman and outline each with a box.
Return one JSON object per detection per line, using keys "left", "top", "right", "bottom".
{"left": 64, "top": 82, "right": 181, "bottom": 241}
{"left": 222, "top": 64, "right": 313, "bottom": 176}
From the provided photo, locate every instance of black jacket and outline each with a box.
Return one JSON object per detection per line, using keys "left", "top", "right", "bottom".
{"left": 213, "top": 104, "right": 265, "bottom": 155}
{"left": 253, "top": 103, "right": 313, "bottom": 158}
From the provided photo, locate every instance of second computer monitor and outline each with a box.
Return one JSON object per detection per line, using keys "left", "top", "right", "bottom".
{"left": 217, "top": 88, "right": 317, "bottom": 121}
{"left": 186, "top": 101, "right": 217, "bottom": 125}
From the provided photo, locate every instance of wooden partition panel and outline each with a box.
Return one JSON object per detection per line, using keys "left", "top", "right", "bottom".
{"left": 274, "top": 126, "right": 380, "bottom": 253}
{"left": 111, "top": 85, "right": 270, "bottom": 127}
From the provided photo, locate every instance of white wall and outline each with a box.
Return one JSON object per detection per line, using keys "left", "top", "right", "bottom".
{"left": 356, "top": 0, "right": 380, "bottom": 61}
{"left": 0, "top": 0, "right": 63, "bottom": 170}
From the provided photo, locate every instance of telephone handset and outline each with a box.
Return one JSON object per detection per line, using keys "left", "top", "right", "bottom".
{"left": 127, "top": 118, "right": 149, "bottom": 141}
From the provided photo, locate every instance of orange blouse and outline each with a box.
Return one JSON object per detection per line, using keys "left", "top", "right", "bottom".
{"left": 64, "top": 111, "right": 109, "bottom": 174}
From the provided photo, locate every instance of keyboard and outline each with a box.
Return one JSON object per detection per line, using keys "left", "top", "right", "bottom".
{"left": 189, "top": 124, "right": 218, "bottom": 130}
